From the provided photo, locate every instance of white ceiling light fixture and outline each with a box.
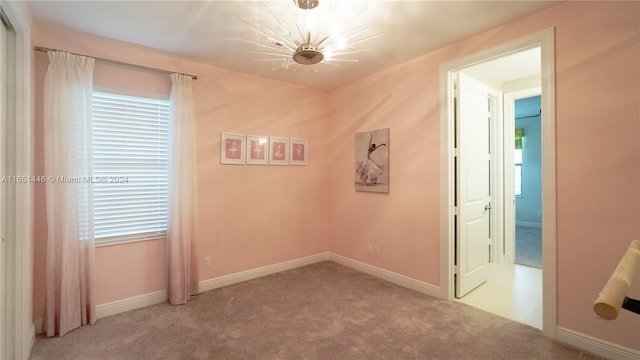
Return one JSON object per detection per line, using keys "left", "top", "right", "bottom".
{"left": 239, "top": 0, "right": 380, "bottom": 71}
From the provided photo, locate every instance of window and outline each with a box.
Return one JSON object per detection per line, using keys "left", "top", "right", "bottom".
{"left": 514, "top": 148, "right": 522, "bottom": 196}
{"left": 514, "top": 127, "right": 524, "bottom": 196}
{"left": 92, "top": 91, "right": 170, "bottom": 246}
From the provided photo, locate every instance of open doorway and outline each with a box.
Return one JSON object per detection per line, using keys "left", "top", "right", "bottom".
{"left": 439, "top": 29, "right": 557, "bottom": 336}
{"left": 453, "top": 53, "right": 543, "bottom": 328}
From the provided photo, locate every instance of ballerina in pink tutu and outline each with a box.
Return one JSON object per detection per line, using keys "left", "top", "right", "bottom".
{"left": 356, "top": 133, "right": 386, "bottom": 185}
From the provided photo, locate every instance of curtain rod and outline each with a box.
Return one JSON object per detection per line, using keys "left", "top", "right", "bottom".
{"left": 516, "top": 114, "right": 540, "bottom": 120}
{"left": 516, "top": 110, "right": 541, "bottom": 120}
{"left": 34, "top": 46, "right": 198, "bottom": 80}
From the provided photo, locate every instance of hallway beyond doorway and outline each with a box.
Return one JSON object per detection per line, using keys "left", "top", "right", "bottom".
{"left": 516, "top": 225, "right": 542, "bottom": 268}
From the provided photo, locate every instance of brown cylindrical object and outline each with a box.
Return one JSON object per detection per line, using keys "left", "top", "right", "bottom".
{"left": 594, "top": 239, "right": 640, "bottom": 320}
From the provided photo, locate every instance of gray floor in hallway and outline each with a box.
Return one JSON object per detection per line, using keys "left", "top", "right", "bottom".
{"left": 516, "top": 225, "right": 542, "bottom": 268}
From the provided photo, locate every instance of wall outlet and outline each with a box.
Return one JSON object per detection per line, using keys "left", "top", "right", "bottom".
{"left": 372, "top": 246, "right": 379, "bottom": 257}
{"left": 203, "top": 256, "right": 211, "bottom": 268}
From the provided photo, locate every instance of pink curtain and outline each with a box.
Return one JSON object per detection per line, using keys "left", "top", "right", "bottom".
{"left": 42, "top": 51, "right": 96, "bottom": 337}
{"left": 167, "top": 73, "right": 199, "bottom": 305}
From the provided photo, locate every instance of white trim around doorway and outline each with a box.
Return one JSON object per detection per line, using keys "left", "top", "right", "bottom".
{"left": 0, "top": 1, "right": 33, "bottom": 359}
{"left": 439, "top": 28, "right": 556, "bottom": 338}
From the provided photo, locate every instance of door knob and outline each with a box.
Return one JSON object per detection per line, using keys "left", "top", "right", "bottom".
{"left": 484, "top": 203, "right": 492, "bottom": 211}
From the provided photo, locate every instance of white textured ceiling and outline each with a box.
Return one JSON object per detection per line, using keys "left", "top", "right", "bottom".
{"left": 26, "top": 0, "right": 558, "bottom": 90}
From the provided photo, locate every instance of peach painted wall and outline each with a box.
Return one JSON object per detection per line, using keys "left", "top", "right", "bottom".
{"left": 552, "top": 1, "right": 639, "bottom": 349}
{"left": 328, "top": 58, "right": 442, "bottom": 285}
{"left": 329, "top": 1, "right": 639, "bottom": 350}
{"left": 32, "top": 25, "right": 330, "bottom": 319}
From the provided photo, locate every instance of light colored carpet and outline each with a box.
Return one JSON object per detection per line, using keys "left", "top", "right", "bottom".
{"left": 29, "top": 261, "right": 602, "bottom": 360}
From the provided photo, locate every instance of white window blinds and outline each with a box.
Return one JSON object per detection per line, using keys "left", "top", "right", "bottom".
{"left": 92, "top": 91, "right": 170, "bottom": 246}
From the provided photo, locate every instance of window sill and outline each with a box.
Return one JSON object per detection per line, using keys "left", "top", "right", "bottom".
{"left": 96, "top": 234, "right": 166, "bottom": 248}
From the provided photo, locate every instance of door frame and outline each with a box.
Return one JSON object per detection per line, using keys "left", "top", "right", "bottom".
{"left": 439, "top": 28, "right": 556, "bottom": 338}
{"left": 0, "top": 1, "right": 33, "bottom": 358}
{"left": 487, "top": 88, "right": 504, "bottom": 264}
{"left": 503, "top": 87, "right": 542, "bottom": 264}
{"left": 0, "top": 13, "right": 7, "bottom": 359}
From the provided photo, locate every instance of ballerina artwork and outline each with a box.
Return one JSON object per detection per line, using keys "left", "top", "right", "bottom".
{"left": 289, "top": 138, "right": 308, "bottom": 165}
{"left": 273, "top": 143, "right": 284, "bottom": 160}
{"left": 221, "top": 133, "right": 245, "bottom": 164}
{"left": 251, "top": 139, "right": 264, "bottom": 160}
{"left": 293, "top": 144, "right": 303, "bottom": 161}
{"left": 226, "top": 139, "right": 240, "bottom": 159}
{"left": 355, "top": 128, "right": 389, "bottom": 193}
{"left": 269, "top": 137, "right": 289, "bottom": 165}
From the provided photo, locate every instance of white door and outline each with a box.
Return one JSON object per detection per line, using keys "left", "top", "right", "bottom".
{"left": 0, "top": 15, "right": 7, "bottom": 359}
{"left": 455, "top": 72, "right": 491, "bottom": 298}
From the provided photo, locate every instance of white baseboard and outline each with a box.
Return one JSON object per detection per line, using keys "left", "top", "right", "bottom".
{"left": 96, "top": 290, "right": 168, "bottom": 320}
{"left": 328, "top": 253, "right": 441, "bottom": 299}
{"left": 103, "top": 253, "right": 331, "bottom": 313}
{"left": 556, "top": 327, "right": 640, "bottom": 360}
{"left": 199, "top": 252, "right": 331, "bottom": 292}
{"left": 516, "top": 220, "right": 542, "bottom": 228}
{"left": 36, "top": 289, "right": 171, "bottom": 333}
{"left": 34, "top": 253, "right": 331, "bottom": 334}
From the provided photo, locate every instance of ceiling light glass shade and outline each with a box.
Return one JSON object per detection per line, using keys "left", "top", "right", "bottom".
{"left": 293, "top": 42, "right": 324, "bottom": 65}
{"left": 295, "top": 0, "right": 319, "bottom": 10}
{"left": 239, "top": 0, "right": 380, "bottom": 70}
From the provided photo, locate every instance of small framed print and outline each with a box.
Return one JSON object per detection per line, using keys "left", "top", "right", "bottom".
{"left": 246, "top": 135, "right": 269, "bottom": 165}
{"left": 269, "top": 136, "right": 289, "bottom": 165}
{"left": 289, "top": 138, "right": 308, "bottom": 166}
{"left": 220, "top": 133, "right": 245, "bottom": 165}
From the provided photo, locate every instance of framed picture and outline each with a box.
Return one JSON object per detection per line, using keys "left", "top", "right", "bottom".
{"left": 269, "top": 136, "right": 289, "bottom": 165}
{"left": 289, "top": 138, "right": 308, "bottom": 166}
{"left": 355, "top": 128, "right": 389, "bottom": 193}
{"left": 220, "top": 133, "right": 245, "bottom": 165}
{"left": 246, "top": 135, "right": 269, "bottom": 165}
